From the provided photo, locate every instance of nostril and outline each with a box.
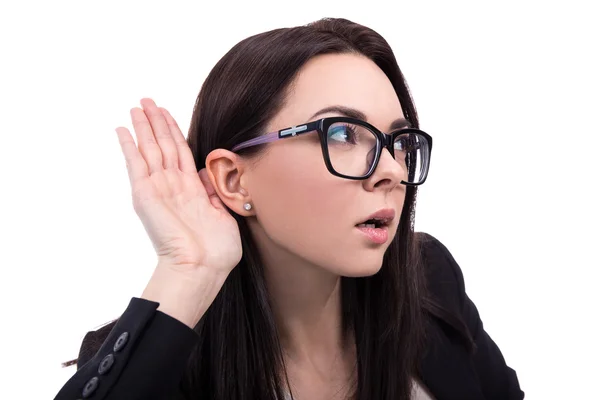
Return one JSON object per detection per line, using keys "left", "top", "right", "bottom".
{"left": 373, "top": 178, "right": 393, "bottom": 189}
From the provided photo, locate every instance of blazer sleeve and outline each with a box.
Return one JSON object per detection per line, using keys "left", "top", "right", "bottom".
{"left": 425, "top": 234, "right": 525, "bottom": 400}
{"left": 54, "top": 297, "right": 199, "bottom": 400}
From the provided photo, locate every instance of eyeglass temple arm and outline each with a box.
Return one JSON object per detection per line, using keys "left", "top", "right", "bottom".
{"left": 231, "top": 131, "right": 281, "bottom": 152}
{"left": 231, "top": 121, "right": 321, "bottom": 152}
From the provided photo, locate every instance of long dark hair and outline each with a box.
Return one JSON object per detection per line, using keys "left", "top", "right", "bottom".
{"left": 63, "top": 18, "right": 474, "bottom": 399}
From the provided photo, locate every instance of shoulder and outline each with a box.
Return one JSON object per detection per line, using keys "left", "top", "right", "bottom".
{"left": 417, "top": 232, "right": 463, "bottom": 279}
{"left": 416, "top": 232, "right": 467, "bottom": 312}
{"left": 415, "top": 232, "right": 477, "bottom": 353}
{"left": 415, "top": 232, "right": 525, "bottom": 399}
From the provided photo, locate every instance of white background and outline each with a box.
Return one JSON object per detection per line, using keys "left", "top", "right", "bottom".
{"left": 1, "top": 1, "right": 598, "bottom": 398}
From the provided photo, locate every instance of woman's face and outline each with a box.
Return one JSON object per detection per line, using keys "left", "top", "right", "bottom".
{"left": 244, "top": 53, "right": 408, "bottom": 277}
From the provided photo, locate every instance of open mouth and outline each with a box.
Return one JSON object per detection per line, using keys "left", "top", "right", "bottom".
{"left": 355, "top": 218, "right": 390, "bottom": 244}
{"left": 355, "top": 218, "right": 391, "bottom": 229}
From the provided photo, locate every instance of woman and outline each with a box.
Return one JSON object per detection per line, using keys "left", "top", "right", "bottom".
{"left": 55, "top": 18, "right": 523, "bottom": 400}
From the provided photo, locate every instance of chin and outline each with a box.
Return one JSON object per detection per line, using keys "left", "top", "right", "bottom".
{"left": 319, "top": 246, "right": 388, "bottom": 277}
{"left": 342, "top": 267, "right": 384, "bottom": 278}
{"left": 334, "top": 259, "right": 385, "bottom": 278}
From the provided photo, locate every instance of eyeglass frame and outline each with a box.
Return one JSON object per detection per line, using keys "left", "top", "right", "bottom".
{"left": 230, "top": 116, "right": 433, "bottom": 186}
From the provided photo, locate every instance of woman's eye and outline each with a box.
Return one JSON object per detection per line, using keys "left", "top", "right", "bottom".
{"left": 394, "top": 136, "right": 419, "bottom": 151}
{"left": 328, "top": 125, "right": 355, "bottom": 143}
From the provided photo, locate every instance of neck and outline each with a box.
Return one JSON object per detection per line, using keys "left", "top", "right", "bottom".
{"left": 249, "top": 221, "right": 359, "bottom": 399}
{"left": 267, "top": 262, "right": 346, "bottom": 360}
{"left": 251, "top": 225, "right": 349, "bottom": 363}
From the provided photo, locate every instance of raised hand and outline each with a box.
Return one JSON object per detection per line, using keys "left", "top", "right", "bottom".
{"left": 115, "top": 98, "right": 242, "bottom": 278}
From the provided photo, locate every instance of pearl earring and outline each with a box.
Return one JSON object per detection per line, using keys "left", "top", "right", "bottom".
{"left": 243, "top": 203, "right": 252, "bottom": 211}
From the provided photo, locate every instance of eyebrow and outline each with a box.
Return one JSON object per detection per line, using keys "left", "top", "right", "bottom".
{"left": 308, "top": 105, "right": 411, "bottom": 131}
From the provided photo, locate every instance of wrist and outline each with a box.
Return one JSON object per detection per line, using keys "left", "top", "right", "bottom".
{"left": 141, "top": 265, "right": 228, "bottom": 329}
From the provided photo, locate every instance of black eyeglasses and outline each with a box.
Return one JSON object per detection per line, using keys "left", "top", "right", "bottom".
{"left": 231, "top": 117, "right": 433, "bottom": 186}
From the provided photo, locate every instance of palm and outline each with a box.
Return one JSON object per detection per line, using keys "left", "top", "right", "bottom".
{"left": 115, "top": 98, "right": 242, "bottom": 275}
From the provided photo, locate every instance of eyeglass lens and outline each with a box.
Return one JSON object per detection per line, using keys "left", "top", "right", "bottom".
{"left": 326, "top": 122, "right": 429, "bottom": 183}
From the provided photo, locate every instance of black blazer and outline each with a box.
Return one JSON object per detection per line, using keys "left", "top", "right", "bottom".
{"left": 54, "top": 233, "right": 524, "bottom": 399}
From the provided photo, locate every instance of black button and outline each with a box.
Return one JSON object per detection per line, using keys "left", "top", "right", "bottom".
{"left": 82, "top": 376, "right": 99, "bottom": 398}
{"left": 114, "top": 332, "right": 129, "bottom": 352}
{"left": 98, "top": 353, "right": 115, "bottom": 375}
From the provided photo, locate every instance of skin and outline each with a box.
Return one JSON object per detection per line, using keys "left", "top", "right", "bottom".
{"left": 205, "top": 53, "right": 407, "bottom": 399}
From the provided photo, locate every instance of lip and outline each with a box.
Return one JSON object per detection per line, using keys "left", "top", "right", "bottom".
{"left": 356, "top": 208, "right": 396, "bottom": 227}
{"left": 355, "top": 225, "right": 389, "bottom": 244}
{"left": 354, "top": 208, "right": 396, "bottom": 245}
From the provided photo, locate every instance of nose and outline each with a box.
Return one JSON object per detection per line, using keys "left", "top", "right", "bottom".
{"left": 362, "top": 145, "right": 404, "bottom": 192}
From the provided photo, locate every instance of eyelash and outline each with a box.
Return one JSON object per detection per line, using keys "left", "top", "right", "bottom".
{"left": 328, "top": 124, "right": 358, "bottom": 144}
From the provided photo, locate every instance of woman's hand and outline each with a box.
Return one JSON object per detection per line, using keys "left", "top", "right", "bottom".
{"left": 115, "top": 98, "right": 242, "bottom": 279}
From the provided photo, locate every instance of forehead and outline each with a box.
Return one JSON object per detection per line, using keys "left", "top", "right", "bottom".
{"left": 281, "top": 53, "right": 404, "bottom": 126}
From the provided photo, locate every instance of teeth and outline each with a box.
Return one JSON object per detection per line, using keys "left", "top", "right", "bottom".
{"left": 357, "top": 223, "right": 377, "bottom": 228}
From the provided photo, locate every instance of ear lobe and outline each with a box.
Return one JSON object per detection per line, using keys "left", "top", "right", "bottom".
{"left": 205, "top": 149, "right": 248, "bottom": 213}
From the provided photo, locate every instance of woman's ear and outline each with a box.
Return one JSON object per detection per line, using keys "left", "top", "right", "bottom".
{"left": 205, "top": 149, "right": 252, "bottom": 215}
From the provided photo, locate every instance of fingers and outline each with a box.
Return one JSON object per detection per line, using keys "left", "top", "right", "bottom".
{"left": 140, "top": 99, "right": 179, "bottom": 170}
{"left": 118, "top": 99, "right": 206, "bottom": 203}
{"left": 129, "top": 107, "right": 164, "bottom": 174}
{"left": 131, "top": 98, "right": 179, "bottom": 174}
{"left": 115, "top": 126, "right": 149, "bottom": 185}
{"left": 159, "top": 107, "right": 198, "bottom": 174}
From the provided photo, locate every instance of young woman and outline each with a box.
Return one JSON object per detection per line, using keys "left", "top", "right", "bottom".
{"left": 55, "top": 18, "right": 523, "bottom": 400}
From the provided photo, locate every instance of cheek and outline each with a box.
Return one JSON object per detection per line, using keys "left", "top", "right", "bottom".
{"left": 253, "top": 148, "right": 342, "bottom": 231}
{"left": 250, "top": 149, "right": 388, "bottom": 274}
